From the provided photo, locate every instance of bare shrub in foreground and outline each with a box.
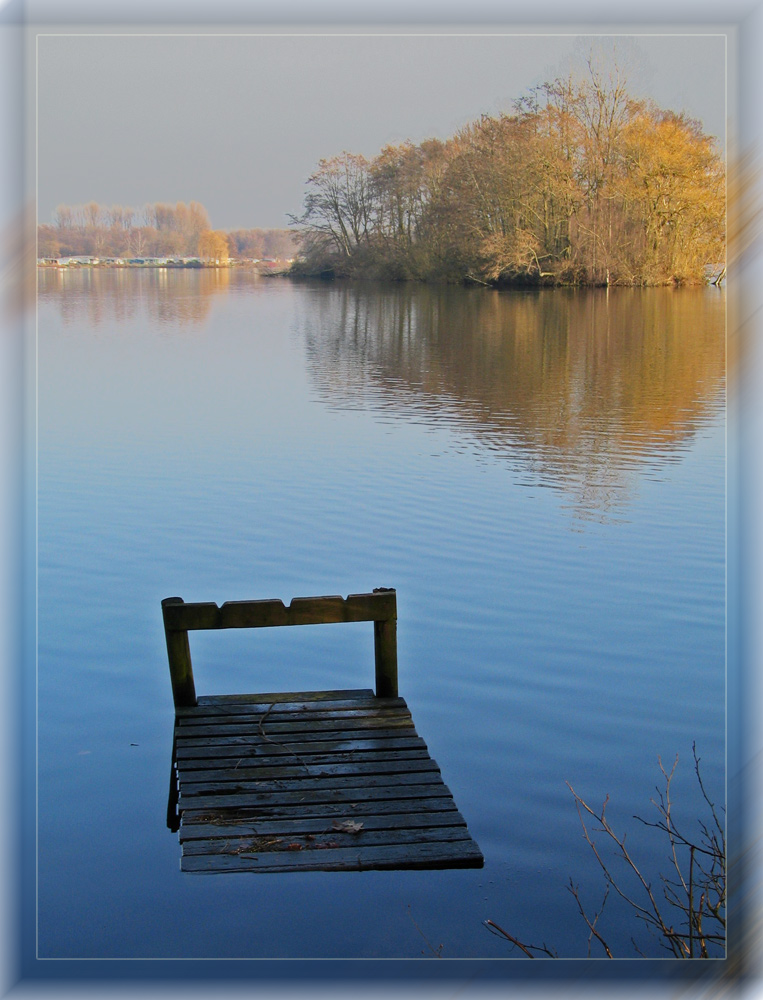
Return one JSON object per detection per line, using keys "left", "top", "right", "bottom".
{"left": 485, "top": 743, "right": 725, "bottom": 958}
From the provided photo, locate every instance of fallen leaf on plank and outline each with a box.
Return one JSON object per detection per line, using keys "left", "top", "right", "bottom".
{"left": 332, "top": 820, "right": 364, "bottom": 834}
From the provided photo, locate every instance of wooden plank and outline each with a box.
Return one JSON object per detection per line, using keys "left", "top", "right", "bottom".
{"left": 179, "top": 809, "right": 467, "bottom": 841}
{"left": 163, "top": 591, "right": 397, "bottom": 632}
{"left": 175, "top": 707, "right": 412, "bottom": 728}
{"left": 176, "top": 699, "right": 410, "bottom": 721}
{"left": 194, "top": 689, "right": 376, "bottom": 707}
{"left": 182, "top": 825, "right": 474, "bottom": 856}
{"left": 178, "top": 758, "right": 440, "bottom": 784}
{"left": 178, "top": 782, "right": 455, "bottom": 812}
{"left": 174, "top": 729, "right": 426, "bottom": 750}
{"left": 181, "top": 839, "right": 483, "bottom": 873}
{"left": 180, "top": 771, "right": 443, "bottom": 799}
{"left": 176, "top": 725, "right": 414, "bottom": 744}
{"left": 181, "top": 694, "right": 403, "bottom": 716}
{"left": 177, "top": 707, "right": 412, "bottom": 726}
{"left": 176, "top": 719, "right": 413, "bottom": 740}
{"left": 180, "top": 773, "right": 444, "bottom": 801}
{"left": 180, "top": 796, "right": 461, "bottom": 823}
{"left": 181, "top": 711, "right": 414, "bottom": 738}
{"left": 178, "top": 748, "right": 430, "bottom": 769}
{"left": 177, "top": 741, "right": 432, "bottom": 777}
{"left": 178, "top": 703, "right": 408, "bottom": 722}
{"left": 175, "top": 715, "right": 415, "bottom": 738}
{"left": 175, "top": 736, "right": 427, "bottom": 761}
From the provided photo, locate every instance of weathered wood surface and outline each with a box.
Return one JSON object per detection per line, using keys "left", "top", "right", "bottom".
{"left": 163, "top": 591, "right": 397, "bottom": 632}
{"left": 162, "top": 590, "right": 399, "bottom": 706}
{"left": 170, "top": 689, "right": 483, "bottom": 873}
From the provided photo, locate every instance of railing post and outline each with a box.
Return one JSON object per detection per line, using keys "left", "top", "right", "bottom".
{"left": 373, "top": 588, "right": 398, "bottom": 698}
{"left": 162, "top": 597, "right": 197, "bottom": 708}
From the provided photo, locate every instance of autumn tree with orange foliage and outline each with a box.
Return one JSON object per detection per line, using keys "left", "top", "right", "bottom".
{"left": 618, "top": 106, "right": 725, "bottom": 283}
{"left": 197, "top": 229, "right": 230, "bottom": 265}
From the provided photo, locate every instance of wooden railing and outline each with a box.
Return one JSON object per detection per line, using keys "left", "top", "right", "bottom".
{"left": 161, "top": 588, "right": 398, "bottom": 708}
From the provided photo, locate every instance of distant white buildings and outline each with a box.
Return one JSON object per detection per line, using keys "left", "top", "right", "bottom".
{"left": 38, "top": 255, "right": 232, "bottom": 268}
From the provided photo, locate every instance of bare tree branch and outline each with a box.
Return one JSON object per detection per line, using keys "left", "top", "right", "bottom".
{"left": 486, "top": 752, "right": 724, "bottom": 958}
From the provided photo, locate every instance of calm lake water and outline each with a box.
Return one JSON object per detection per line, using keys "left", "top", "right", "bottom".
{"left": 36, "top": 267, "right": 725, "bottom": 962}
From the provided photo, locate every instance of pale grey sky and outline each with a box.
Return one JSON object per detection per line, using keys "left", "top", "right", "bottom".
{"left": 36, "top": 31, "right": 728, "bottom": 231}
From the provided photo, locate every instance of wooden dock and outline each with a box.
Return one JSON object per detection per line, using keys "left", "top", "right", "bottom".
{"left": 163, "top": 590, "right": 483, "bottom": 873}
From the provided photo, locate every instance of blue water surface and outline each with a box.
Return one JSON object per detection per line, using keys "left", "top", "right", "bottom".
{"left": 36, "top": 271, "right": 725, "bottom": 960}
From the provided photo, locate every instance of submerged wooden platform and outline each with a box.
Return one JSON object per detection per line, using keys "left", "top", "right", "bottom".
{"left": 163, "top": 591, "right": 483, "bottom": 873}
{"left": 170, "top": 687, "right": 483, "bottom": 872}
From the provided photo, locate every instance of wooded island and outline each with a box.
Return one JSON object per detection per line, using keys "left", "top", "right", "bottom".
{"left": 291, "top": 66, "right": 725, "bottom": 286}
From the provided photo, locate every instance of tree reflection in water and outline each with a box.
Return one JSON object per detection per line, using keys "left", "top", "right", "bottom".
{"left": 37, "top": 263, "right": 233, "bottom": 329}
{"left": 295, "top": 283, "right": 725, "bottom": 519}
{"left": 38, "top": 269, "right": 725, "bottom": 519}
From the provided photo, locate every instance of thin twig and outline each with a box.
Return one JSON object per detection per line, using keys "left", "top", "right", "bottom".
{"left": 483, "top": 920, "right": 556, "bottom": 958}
{"left": 566, "top": 881, "right": 613, "bottom": 957}
{"left": 257, "top": 703, "right": 311, "bottom": 769}
{"left": 407, "top": 905, "right": 443, "bottom": 957}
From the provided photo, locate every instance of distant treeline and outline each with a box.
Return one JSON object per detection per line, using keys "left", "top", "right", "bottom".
{"left": 290, "top": 65, "right": 726, "bottom": 286}
{"left": 38, "top": 200, "right": 298, "bottom": 260}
